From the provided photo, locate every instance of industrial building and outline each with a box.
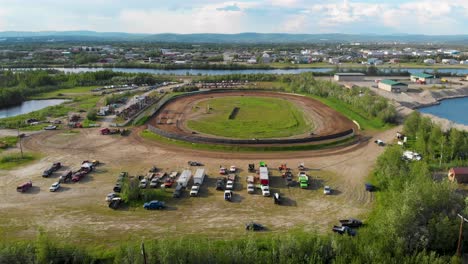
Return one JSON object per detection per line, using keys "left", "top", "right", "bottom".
{"left": 410, "top": 73, "right": 440, "bottom": 84}
{"left": 333, "top": 73, "right": 365, "bottom": 82}
{"left": 378, "top": 79, "right": 408, "bottom": 93}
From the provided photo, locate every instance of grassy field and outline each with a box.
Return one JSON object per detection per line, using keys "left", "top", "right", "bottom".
{"left": 30, "top": 86, "right": 100, "bottom": 99}
{"left": 305, "top": 94, "right": 391, "bottom": 131}
{"left": 0, "top": 152, "right": 40, "bottom": 170}
{"left": 187, "top": 96, "right": 311, "bottom": 139}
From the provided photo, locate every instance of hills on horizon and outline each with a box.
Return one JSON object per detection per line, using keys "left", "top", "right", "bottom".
{"left": 0, "top": 31, "right": 467, "bottom": 44}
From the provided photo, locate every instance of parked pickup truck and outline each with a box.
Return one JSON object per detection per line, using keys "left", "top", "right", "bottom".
{"left": 339, "top": 218, "right": 363, "bottom": 228}
{"left": 190, "top": 184, "right": 200, "bottom": 196}
{"left": 16, "top": 181, "right": 32, "bottom": 192}
{"left": 42, "top": 162, "right": 62, "bottom": 177}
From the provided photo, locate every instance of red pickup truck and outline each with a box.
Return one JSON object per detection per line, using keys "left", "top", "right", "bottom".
{"left": 16, "top": 181, "right": 32, "bottom": 192}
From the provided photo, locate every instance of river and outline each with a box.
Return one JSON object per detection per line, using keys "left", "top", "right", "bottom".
{"left": 419, "top": 97, "right": 468, "bottom": 125}
{"left": 47, "top": 67, "right": 468, "bottom": 76}
{"left": 0, "top": 99, "right": 69, "bottom": 119}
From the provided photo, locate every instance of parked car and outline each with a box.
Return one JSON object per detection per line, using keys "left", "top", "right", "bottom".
{"left": 245, "top": 222, "right": 265, "bottom": 231}
{"left": 139, "top": 178, "right": 148, "bottom": 188}
{"left": 365, "top": 183, "right": 375, "bottom": 192}
{"left": 339, "top": 218, "right": 363, "bottom": 228}
{"left": 49, "top": 182, "right": 60, "bottom": 192}
{"left": 247, "top": 183, "right": 255, "bottom": 194}
{"left": 44, "top": 125, "right": 57, "bottom": 130}
{"left": 190, "top": 185, "right": 200, "bottom": 196}
{"left": 229, "top": 165, "right": 237, "bottom": 173}
{"left": 332, "top": 225, "right": 356, "bottom": 236}
{"left": 216, "top": 178, "right": 225, "bottom": 191}
{"left": 113, "top": 183, "right": 122, "bottom": 193}
{"left": 273, "top": 192, "right": 281, "bottom": 204}
{"left": 224, "top": 190, "right": 233, "bottom": 201}
{"left": 16, "top": 181, "right": 32, "bottom": 192}
{"left": 42, "top": 169, "right": 53, "bottom": 177}
{"left": 164, "top": 178, "right": 175, "bottom": 188}
{"left": 106, "top": 193, "right": 118, "bottom": 202}
{"left": 324, "top": 186, "right": 332, "bottom": 195}
{"left": 58, "top": 170, "right": 72, "bottom": 183}
{"left": 188, "top": 161, "right": 203, "bottom": 166}
{"left": 226, "top": 180, "right": 234, "bottom": 190}
{"left": 261, "top": 185, "right": 270, "bottom": 197}
{"left": 109, "top": 197, "right": 122, "bottom": 210}
{"left": 149, "top": 178, "right": 159, "bottom": 188}
{"left": 374, "top": 139, "right": 385, "bottom": 146}
{"left": 143, "top": 200, "right": 165, "bottom": 210}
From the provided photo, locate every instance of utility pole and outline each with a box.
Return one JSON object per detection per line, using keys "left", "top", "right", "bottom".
{"left": 439, "top": 139, "right": 444, "bottom": 168}
{"left": 457, "top": 214, "right": 468, "bottom": 257}
{"left": 141, "top": 240, "right": 147, "bottom": 264}
{"left": 17, "top": 122, "right": 24, "bottom": 159}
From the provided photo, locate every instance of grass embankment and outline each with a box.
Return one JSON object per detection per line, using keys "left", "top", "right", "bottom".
{"left": 187, "top": 96, "right": 311, "bottom": 139}
{"left": 140, "top": 129, "right": 354, "bottom": 152}
{"left": 29, "top": 86, "right": 100, "bottom": 99}
{"left": 0, "top": 136, "right": 18, "bottom": 151}
{"left": 304, "top": 94, "right": 391, "bottom": 131}
{"left": 0, "top": 152, "right": 40, "bottom": 170}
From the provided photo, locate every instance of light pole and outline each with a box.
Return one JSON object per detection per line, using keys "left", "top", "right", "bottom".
{"left": 457, "top": 214, "right": 468, "bottom": 257}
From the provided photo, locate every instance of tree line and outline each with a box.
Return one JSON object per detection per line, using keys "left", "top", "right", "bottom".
{"left": 0, "top": 70, "right": 173, "bottom": 108}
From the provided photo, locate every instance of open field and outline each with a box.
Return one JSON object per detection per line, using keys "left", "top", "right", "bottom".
{"left": 0, "top": 125, "right": 399, "bottom": 246}
{"left": 29, "top": 86, "right": 100, "bottom": 99}
{"left": 187, "top": 96, "right": 311, "bottom": 139}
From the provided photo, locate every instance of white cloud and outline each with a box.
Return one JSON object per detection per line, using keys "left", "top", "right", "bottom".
{"left": 118, "top": 2, "right": 252, "bottom": 33}
{"left": 279, "top": 14, "right": 307, "bottom": 32}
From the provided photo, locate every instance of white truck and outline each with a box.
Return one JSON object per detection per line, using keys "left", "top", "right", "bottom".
{"left": 190, "top": 169, "right": 205, "bottom": 196}
{"left": 403, "top": 150, "right": 422, "bottom": 161}
{"left": 177, "top": 170, "right": 192, "bottom": 188}
{"left": 246, "top": 175, "right": 255, "bottom": 194}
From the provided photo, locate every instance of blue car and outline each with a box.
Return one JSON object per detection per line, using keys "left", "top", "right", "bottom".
{"left": 143, "top": 200, "right": 165, "bottom": 210}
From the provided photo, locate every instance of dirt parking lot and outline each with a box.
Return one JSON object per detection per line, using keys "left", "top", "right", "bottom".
{"left": 0, "top": 126, "right": 399, "bottom": 245}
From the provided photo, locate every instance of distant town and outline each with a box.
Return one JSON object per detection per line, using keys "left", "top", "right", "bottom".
{"left": 1, "top": 41, "right": 468, "bottom": 69}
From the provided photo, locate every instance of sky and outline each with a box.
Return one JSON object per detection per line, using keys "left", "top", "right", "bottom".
{"left": 0, "top": 0, "right": 467, "bottom": 35}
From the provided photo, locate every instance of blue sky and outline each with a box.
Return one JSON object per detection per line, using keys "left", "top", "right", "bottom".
{"left": 0, "top": 0, "right": 467, "bottom": 34}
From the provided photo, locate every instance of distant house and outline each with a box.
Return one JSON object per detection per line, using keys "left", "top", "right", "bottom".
{"left": 328, "top": 57, "right": 340, "bottom": 64}
{"left": 423, "top": 59, "right": 435, "bottom": 65}
{"left": 448, "top": 167, "right": 468, "bottom": 183}
{"left": 378, "top": 79, "right": 408, "bottom": 93}
{"left": 367, "top": 58, "right": 383, "bottom": 65}
{"left": 262, "top": 53, "right": 271, "bottom": 63}
{"left": 247, "top": 58, "right": 257, "bottom": 64}
{"left": 389, "top": 58, "right": 400, "bottom": 64}
{"left": 442, "top": 59, "right": 458, "bottom": 65}
{"left": 334, "top": 73, "right": 365, "bottom": 82}
{"left": 410, "top": 73, "right": 440, "bottom": 84}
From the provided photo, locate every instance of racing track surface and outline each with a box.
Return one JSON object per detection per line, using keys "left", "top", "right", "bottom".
{"left": 148, "top": 90, "right": 357, "bottom": 145}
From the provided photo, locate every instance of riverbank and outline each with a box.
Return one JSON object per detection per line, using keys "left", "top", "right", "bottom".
{"left": 381, "top": 86, "right": 468, "bottom": 131}
{"left": 4, "top": 62, "right": 468, "bottom": 70}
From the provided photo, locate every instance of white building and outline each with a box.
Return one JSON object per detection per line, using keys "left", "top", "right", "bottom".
{"left": 334, "top": 73, "right": 365, "bottom": 82}
{"left": 442, "top": 59, "right": 458, "bottom": 65}
{"left": 378, "top": 80, "right": 408, "bottom": 93}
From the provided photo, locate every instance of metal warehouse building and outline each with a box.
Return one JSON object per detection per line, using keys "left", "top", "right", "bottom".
{"left": 378, "top": 79, "right": 408, "bottom": 93}
{"left": 334, "top": 73, "right": 365, "bottom": 82}
{"left": 410, "top": 73, "right": 440, "bottom": 84}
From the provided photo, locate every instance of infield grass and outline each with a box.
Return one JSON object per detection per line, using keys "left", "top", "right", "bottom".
{"left": 187, "top": 96, "right": 311, "bottom": 139}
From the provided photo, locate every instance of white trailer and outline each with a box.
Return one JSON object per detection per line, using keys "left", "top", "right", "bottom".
{"left": 177, "top": 170, "right": 192, "bottom": 188}
{"left": 193, "top": 169, "right": 205, "bottom": 185}
{"left": 259, "top": 167, "right": 269, "bottom": 185}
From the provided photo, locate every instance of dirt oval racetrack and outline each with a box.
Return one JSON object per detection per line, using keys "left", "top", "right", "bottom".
{"left": 148, "top": 90, "right": 358, "bottom": 146}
